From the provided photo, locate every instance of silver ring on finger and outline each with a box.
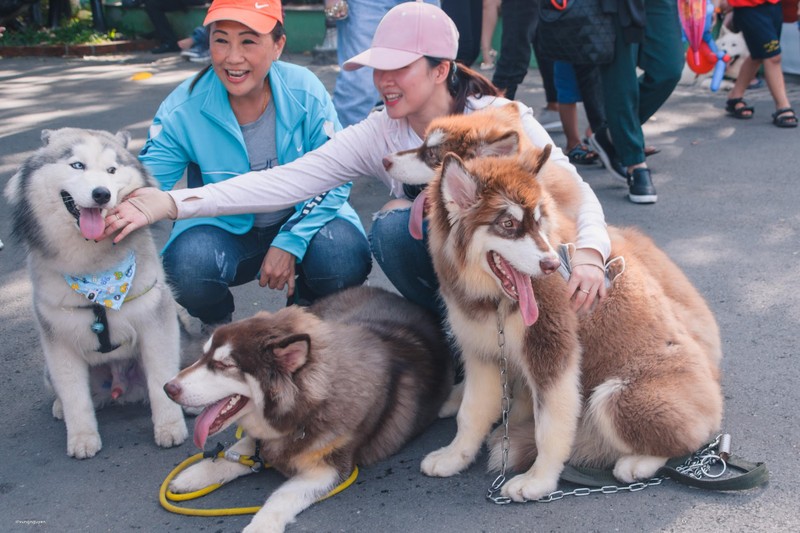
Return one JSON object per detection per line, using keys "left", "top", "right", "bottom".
{"left": 579, "top": 288, "right": 590, "bottom": 294}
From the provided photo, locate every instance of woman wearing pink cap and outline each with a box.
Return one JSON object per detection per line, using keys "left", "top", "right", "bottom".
{"left": 107, "top": 0, "right": 610, "bottom": 319}
{"left": 132, "top": 0, "right": 371, "bottom": 330}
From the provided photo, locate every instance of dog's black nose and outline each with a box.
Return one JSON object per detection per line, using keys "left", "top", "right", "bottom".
{"left": 92, "top": 187, "right": 111, "bottom": 206}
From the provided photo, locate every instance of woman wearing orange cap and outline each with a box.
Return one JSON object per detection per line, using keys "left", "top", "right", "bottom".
{"left": 107, "top": 1, "right": 610, "bottom": 318}
{"left": 134, "top": 0, "right": 371, "bottom": 330}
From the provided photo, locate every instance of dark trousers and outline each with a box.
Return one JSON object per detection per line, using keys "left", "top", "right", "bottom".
{"left": 598, "top": 0, "right": 683, "bottom": 166}
{"left": 492, "top": 0, "right": 556, "bottom": 102}
{"left": 442, "top": 0, "right": 482, "bottom": 67}
{"left": 144, "top": 0, "right": 194, "bottom": 46}
{"left": 573, "top": 63, "right": 607, "bottom": 133}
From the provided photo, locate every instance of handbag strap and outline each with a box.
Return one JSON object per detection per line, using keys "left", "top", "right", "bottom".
{"left": 550, "top": 0, "right": 568, "bottom": 9}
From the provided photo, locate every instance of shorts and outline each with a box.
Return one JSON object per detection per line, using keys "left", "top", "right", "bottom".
{"left": 553, "top": 61, "right": 581, "bottom": 104}
{"left": 733, "top": 3, "right": 783, "bottom": 59}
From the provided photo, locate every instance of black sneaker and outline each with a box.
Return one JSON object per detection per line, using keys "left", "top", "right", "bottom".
{"left": 627, "top": 168, "right": 658, "bottom": 204}
{"left": 588, "top": 128, "right": 627, "bottom": 182}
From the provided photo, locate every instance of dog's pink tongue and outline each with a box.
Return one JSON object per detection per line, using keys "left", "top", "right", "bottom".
{"left": 510, "top": 266, "right": 538, "bottom": 326}
{"left": 79, "top": 208, "right": 104, "bottom": 240}
{"left": 192, "top": 397, "right": 229, "bottom": 449}
{"left": 408, "top": 189, "right": 428, "bottom": 240}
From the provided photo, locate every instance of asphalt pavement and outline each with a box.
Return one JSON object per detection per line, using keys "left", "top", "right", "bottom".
{"left": 0, "top": 51, "right": 798, "bottom": 533}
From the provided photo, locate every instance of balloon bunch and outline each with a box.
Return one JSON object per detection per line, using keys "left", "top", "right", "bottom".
{"left": 679, "top": 0, "right": 730, "bottom": 92}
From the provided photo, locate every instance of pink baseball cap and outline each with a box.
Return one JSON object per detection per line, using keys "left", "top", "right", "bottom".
{"left": 342, "top": 1, "right": 459, "bottom": 71}
{"left": 203, "top": 0, "right": 284, "bottom": 35}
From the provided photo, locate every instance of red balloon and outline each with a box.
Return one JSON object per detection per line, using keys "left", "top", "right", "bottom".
{"left": 686, "top": 41, "right": 717, "bottom": 74}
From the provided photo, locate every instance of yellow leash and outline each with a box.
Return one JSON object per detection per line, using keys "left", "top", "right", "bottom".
{"left": 158, "top": 432, "right": 359, "bottom": 517}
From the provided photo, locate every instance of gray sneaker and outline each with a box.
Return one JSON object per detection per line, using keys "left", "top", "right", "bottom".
{"left": 189, "top": 51, "right": 211, "bottom": 64}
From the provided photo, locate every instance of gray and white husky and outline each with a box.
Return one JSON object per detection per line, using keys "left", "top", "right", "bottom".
{"left": 4, "top": 128, "right": 187, "bottom": 458}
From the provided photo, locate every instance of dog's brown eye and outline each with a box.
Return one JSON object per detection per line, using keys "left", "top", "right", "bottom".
{"left": 212, "top": 360, "right": 232, "bottom": 370}
{"left": 107, "top": 167, "right": 116, "bottom": 174}
{"left": 502, "top": 219, "right": 515, "bottom": 229}
{"left": 70, "top": 162, "right": 85, "bottom": 170}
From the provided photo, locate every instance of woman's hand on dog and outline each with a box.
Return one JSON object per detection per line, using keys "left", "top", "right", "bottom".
{"left": 103, "top": 187, "right": 177, "bottom": 243}
{"left": 259, "top": 247, "right": 297, "bottom": 298}
{"left": 568, "top": 248, "right": 607, "bottom": 313}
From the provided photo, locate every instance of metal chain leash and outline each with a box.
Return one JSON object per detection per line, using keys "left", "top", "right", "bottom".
{"left": 487, "top": 313, "right": 512, "bottom": 504}
{"left": 485, "top": 314, "right": 731, "bottom": 505}
{"left": 674, "top": 433, "right": 730, "bottom": 480}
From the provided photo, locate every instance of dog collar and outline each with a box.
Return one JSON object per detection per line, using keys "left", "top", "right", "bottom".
{"left": 64, "top": 251, "right": 136, "bottom": 311}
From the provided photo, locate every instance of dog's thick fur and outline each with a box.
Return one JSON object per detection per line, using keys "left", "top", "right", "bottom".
{"left": 383, "top": 103, "right": 582, "bottom": 220}
{"left": 4, "top": 128, "right": 187, "bottom": 458}
{"left": 385, "top": 109, "right": 723, "bottom": 501}
{"left": 164, "top": 286, "right": 453, "bottom": 533}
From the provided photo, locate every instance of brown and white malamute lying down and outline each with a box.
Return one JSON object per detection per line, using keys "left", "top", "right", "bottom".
{"left": 164, "top": 286, "right": 453, "bottom": 532}
{"left": 4, "top": 128, "right": 187, "bottom": 458}
{"left": 408, "top": 147, "right": 723, "bottom": 501}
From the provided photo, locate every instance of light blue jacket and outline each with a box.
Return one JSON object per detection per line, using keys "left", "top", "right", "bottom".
{"left": 139, "top": 61, "right": 365, "bottom": 259}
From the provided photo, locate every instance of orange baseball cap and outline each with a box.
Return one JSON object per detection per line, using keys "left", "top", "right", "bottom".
{"left": 203, "top": 0, "right": 284, "bottom": 35}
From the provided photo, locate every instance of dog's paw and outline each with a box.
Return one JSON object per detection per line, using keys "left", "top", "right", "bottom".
{"left": 420, "top": 446, "right": 474, "bottom": 477}
{"left": 52, "top": 398, "right": 64, "bottom": 420}
{"left": 243, "top": 517, "right": 286, "bottom": 533}
{"left": 67, "top": 431, "right": 102, "bottom": 459}
{"left": 154, "top": 418, "right": 188, "bottom": 448}
{"left": 169, "top": 458, "right": 251, "bottom": 493}
{"left": 169, "top": 460, "right": 216, "bottom": 493}
{"left": 500, "top": 472, "right": 558, "bottom": 502}
{"left": 613, "top": 455, "right": 667, "bottom": 483}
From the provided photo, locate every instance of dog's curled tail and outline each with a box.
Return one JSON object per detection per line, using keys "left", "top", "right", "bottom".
{"left": 486, "top": 419, "right": 537, "bottom": 474}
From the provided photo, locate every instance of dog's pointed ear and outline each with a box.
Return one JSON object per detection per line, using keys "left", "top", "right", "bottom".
{"left": 521, "top": 144, "right": 552, "bottom": 176}
{"left": 271, "top": 333, "right": 310, "bottom": 374}
{"left": 440, "top": 153, "right": 477, "bottom": 210}
{"left": 115, "top": 130, "right": 131, "bottom": 149}
{"left": 477, "top": 131, "right": 520, "bottom": 158}
{"left": 41, "top": 129, "right": 54, "bottom": 146}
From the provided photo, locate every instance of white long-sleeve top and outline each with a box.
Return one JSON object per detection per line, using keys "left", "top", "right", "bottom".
{"left": 170, "top": 95, "right": 611, "bottom": 260}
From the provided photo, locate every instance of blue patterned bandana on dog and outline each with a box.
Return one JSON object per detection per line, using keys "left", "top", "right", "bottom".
{"left": 64, "top": 251, "right": 136, "bottom": 310}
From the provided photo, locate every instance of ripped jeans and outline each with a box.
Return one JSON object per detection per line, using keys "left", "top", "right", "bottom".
{"left": 163, "top": 218, "right": 372, "bottom": 324}
{"left": 369, "top": 207, "right": 444, "bottom": 320}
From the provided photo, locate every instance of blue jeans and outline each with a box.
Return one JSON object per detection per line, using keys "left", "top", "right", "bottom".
{"left": 163, "top": 218, "right": 372, "bottom": 324}
{"left": 369, "top": 207, "right": 443, "bottom": 319}
{"left": 333, "top": 0, "right": 440, "bottom": 127}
